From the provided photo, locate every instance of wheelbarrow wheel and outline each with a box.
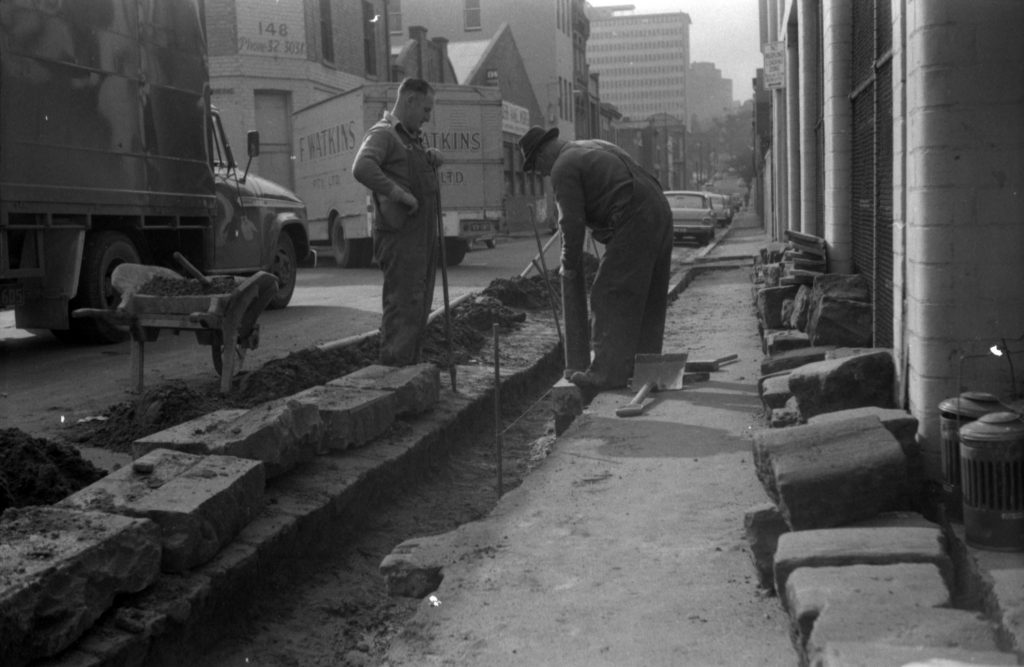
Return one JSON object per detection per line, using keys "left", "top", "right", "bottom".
{"left": 211, "top": 333, "right": 247, "bottom": 378}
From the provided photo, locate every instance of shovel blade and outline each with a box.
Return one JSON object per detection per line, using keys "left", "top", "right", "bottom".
{"left": 632, "top": 352, "right": 689, "bottom": 391}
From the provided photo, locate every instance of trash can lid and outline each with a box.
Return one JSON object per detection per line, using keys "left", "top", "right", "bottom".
{"left": 939, "top": 391, "right": 1004, "bottom": 418}
{"left": 960, "top": 411, "right": 1024, "bottom": 441}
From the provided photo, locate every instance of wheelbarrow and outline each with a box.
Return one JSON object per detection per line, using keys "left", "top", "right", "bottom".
{"left": 73, "top": 263, "right": 279, "bottom": 394}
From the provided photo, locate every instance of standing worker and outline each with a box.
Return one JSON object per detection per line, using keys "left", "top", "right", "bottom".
{"left": 518, "top": 126, "right": 673, "bottom": 397}
{"left": 352, "top": 78, "right": 445, "bottom": 366}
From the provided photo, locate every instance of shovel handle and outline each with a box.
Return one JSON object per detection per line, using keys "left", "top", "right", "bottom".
{"left": 173, "top": 252, "right": 212, "bottom": 287}
{"left": 616, "top": 380, "right": 655, "bottom": 418}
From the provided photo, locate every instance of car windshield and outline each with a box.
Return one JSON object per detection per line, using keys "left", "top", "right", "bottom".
{"left": 666, "top": 193, "right": 706, "bottom": 209}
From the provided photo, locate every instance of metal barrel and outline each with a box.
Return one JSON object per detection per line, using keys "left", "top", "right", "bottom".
{"left": 958, "top": 411, "right": 1024, "bottom": 551}
{"left": 937, "top": 391, "right": 1004, "bottom": 519}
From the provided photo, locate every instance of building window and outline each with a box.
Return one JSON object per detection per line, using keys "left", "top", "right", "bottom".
{"left": 389, "top": 0, "right": 402, "bottom": 34}
{"left": 362, "top": 2, "right": 377, "bottom": 76}
{"left": 319, "top": 0, "right": 334, "bottom": 63}
{"left": 464, "top": 0, "right": 481, "bottom": 31}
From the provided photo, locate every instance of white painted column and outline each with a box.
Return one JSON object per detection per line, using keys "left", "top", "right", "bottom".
{"left": 797, "top": 0, "right": 819, "bottom": 236}
{"left": 905, "top": 0, "right": 1024, "bottom": 479}
{"left": 785, "top": 23, "right": 800, "bottom": 232}
{"left": 821, "top": 0, "right": 852, "bottom": 273}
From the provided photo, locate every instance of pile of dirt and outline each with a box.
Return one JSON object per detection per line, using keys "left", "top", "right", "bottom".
{"left": 0, "top": 264, "right": 592, "bottom": 510}
{"left": 0, "top": 429, "right": 105, "bottom": 512}
{"left": 140, "top": 275, "right": 238, "bottom": 295}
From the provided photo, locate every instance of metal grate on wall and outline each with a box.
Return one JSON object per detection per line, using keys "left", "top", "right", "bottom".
{"left": 850, "top": 0, "right": 894, "bottom": 348}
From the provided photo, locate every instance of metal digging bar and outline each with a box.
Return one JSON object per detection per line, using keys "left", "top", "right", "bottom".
{"left": 527, "top": 205, "right": 564, "bottom": 348}
{"left": 434, "top": 170, "right": 457, "bottom": 392}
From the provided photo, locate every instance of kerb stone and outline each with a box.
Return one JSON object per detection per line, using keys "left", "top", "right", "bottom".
{"left": 743, "top": 503, "right": 789, "bottom": 591}
{"left": 807, "top": 605, "right": 1003, "bottom": 667}
{"left": 379, "top": 533, "right": 451, "bottom": 598}
{"left": 756, "top": 285, "right": 799, "bottom": 329}
{"left": 329, "top": 363, "right": 440, "bottom": 417}
{"left": 760, "top": 346, "right": 835, "bottom": 376}
{"left": 806, "top": 407, "right": 919, "bottom": 457}
{"left": 785, "top": 563, "right": 951, "bottom": 652}
{"left": 773, "top": 526, "right": 951, "bottom": 600}
{"left": 0, "top": 506, "right": 161, "bottom": 667}
{"left": 787, "top": 350, "right": 895, "bottom": 421}
{"left": 765, "top": 330, "right": 810, "bottom": 356}
{"left": 132, "top": 400, "right": 322, "bottom": 479}
{"left": 288, "top": 384, "right": 395, "bottom": 451}
{"left": 59, "top": 449, "right": 265, "bottom": 573}
{"left": 816, "top": 641, "right": 1018, "bottom": 667}
{"left": 752, "top": 416, "right": 908, "bottom": 528}
{"left": 760, "top": 373, "right": 793, "bottom": 410}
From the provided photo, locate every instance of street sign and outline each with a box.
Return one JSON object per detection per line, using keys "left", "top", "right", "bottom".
{"left": 764, "top": 42, "right": 785, "bottom": 89}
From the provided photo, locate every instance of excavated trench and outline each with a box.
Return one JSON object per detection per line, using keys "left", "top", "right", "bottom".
{"left": 0, "top": 264, "right": 595, "bottom": 666}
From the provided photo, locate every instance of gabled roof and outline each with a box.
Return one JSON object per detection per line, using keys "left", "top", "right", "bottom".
{"left": 444, "top": 23, "right": 513, "bottom": 85}
{"left": 446, "top": 39, "right": 491, "bottom": 84}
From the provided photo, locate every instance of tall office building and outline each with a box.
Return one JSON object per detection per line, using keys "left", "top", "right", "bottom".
{"left": 587, "top": 6, "right": 690, "bottom": 124}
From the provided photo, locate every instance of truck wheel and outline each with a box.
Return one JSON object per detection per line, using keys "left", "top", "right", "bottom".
{"left": 60, "top": 231, "right": 141, "bottom": 344}
{"left": 331, "top": 223, "right": 371, "bottom": 268}
{"left": 444, "top": 238, "right": 468, "bottom": 266}
{"left": 267, "top": 232, "right": 297, "bottom": 309}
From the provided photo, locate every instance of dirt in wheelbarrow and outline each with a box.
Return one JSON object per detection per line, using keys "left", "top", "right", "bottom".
{"left": 0, "top": 259, "right": 599, "bottom": 510}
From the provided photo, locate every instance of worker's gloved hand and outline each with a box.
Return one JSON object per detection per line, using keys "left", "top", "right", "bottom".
{"left": 559, "top": 265, "right": 578, "bottom": 280}
{"left": 389, "top": 186, "right": 419, "bottom": 214}
{"left": 425, "top": 148, "right": 445, "bottom": 168}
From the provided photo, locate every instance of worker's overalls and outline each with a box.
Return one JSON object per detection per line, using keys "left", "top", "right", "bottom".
{"left": 373, "top": 131, "right": 439, "bottom": 367}
{"left": 585, "top": 157, "right": 673, "bottom": 388}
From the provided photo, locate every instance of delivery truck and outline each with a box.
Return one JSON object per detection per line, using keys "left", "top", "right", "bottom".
{"left": 293, "top": 82, "right": 503, "bottom": 268}
{"left": 0, "top": 0, "right": 311, "bottom": 343}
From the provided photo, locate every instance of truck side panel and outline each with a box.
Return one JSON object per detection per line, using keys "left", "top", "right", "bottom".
{"left": 292, "top": 88, "right": 367, "bottom": 239}
{"left": 0, "top": 0, "right": 213, "bottom": 216}
{"left": 294, "top": 83, "right": 504, "bottom": 257}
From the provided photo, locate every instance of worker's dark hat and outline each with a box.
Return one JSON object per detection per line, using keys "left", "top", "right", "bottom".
{"left": 519, "top": 126, "right": 559, "bottom": 171}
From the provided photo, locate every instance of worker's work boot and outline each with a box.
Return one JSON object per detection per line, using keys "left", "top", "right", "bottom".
{"left": 568, "top": 370, "right": 610, "bottom": 402}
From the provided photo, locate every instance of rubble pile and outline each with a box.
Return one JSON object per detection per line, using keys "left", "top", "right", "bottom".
{"left": 742, "top": 241, "right": 1020, "bottom": 667}
{"left": 753, "top": 231, "right": 872, "bottom": 359}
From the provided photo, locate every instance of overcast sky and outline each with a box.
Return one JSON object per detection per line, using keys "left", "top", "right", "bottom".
{"left": 589, "top": 0, "right": 763, "bottom": 101}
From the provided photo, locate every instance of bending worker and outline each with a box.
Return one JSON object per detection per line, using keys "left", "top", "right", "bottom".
{"left": 518, "top": 126, "right": 673, "bottom": 397}
{"left": 353, "top": 78, "right": 444, "bottom": 366}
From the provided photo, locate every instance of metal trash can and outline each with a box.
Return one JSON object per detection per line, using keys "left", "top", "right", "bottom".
{"left": 959, "top": 411, "right": 1024, "bottom": 551}
{"left": 938, "top": 392, "right": 1004, "bottom": 519}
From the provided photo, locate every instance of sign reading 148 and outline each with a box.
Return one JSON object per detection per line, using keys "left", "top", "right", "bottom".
{"left": 236, "top": 0, "right": 307, "bottom": 59}
{"left": 258, "top": 22, "right": 289, "bottom": 37}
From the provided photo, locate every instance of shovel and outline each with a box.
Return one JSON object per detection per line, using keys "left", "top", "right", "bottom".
{"left": 615, "top": 352, "right": 689, "bottom": 418}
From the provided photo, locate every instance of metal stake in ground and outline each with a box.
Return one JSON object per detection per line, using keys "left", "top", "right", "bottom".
{"left": 493, "top": 323, "right": 503, "bottom": 497}
{"left": 435, "top": 170, "right": 456, "bottom": 392}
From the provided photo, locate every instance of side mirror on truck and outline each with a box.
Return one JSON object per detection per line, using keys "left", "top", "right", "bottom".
{"left": 242, "top": 131, "right": 260, "bottom": 183}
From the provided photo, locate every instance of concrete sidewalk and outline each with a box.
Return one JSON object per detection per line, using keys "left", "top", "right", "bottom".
{"left": 381, "top": 212, "right": 1024, "bottom": 666}
{"left": 382, "top": 213, "right": 798, "bottom": 665}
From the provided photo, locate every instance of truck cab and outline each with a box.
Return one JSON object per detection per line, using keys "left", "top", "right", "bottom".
{"left": 0, "top": 0, "right": 310, "bottom": 343}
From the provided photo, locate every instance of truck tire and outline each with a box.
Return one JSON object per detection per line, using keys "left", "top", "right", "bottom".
{"left": 331, "top": 223, "right": 372, "bottom": 268}
{"left": 267, "top": 232, "right": 297, "bottom": 309}
{"left": 58, "top": 231, "right": 141, "bottom": 344}
{"left": 444, "top": 238, "right": 468, "bottom": 266}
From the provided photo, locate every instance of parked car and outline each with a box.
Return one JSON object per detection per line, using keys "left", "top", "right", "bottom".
{"left": 663, "top": 191, "right": 715, "bottom": 245}
{"left": 708, "top": 192, "right": 733, "bottom": 227}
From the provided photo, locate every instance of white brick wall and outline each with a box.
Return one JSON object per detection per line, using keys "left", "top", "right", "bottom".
{"left": 904, "top": 0, "right": 1024, "bottom": 474}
